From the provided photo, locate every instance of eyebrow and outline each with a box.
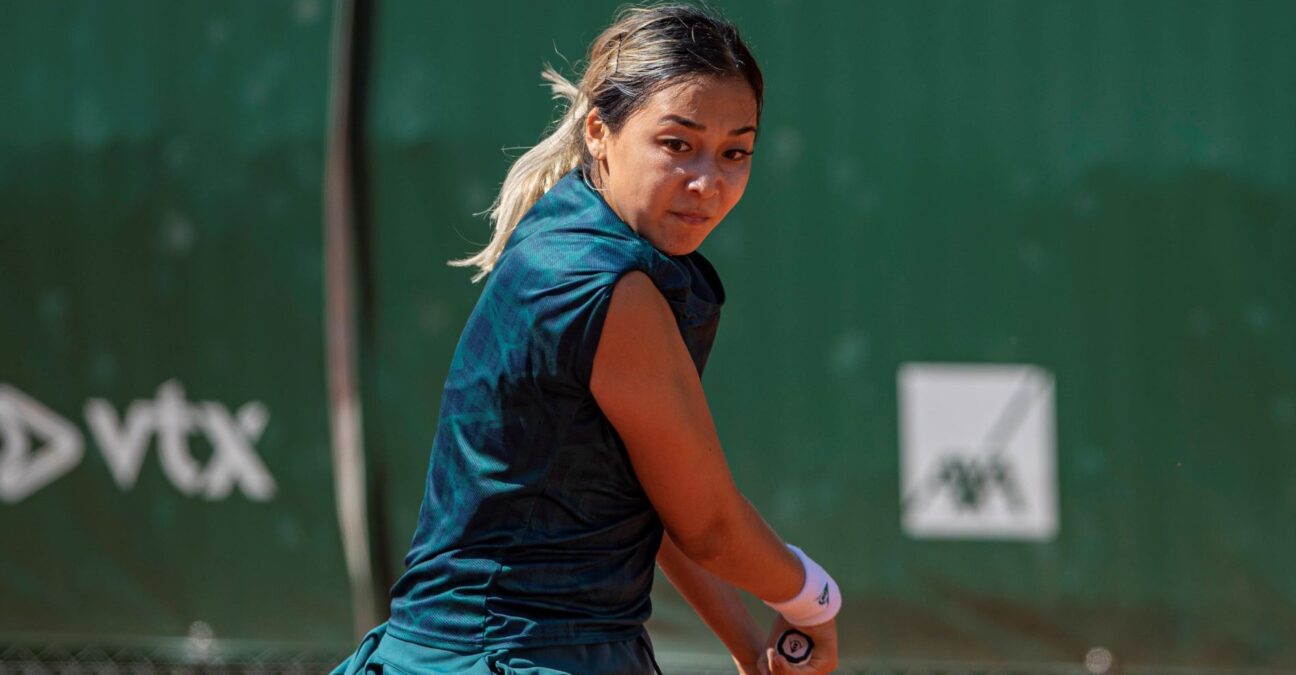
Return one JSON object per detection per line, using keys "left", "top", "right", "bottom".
{"left": 659, "top": 114, "right": 757, "bottom": 136}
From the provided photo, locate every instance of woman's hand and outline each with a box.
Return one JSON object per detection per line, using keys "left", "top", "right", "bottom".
{"left": 764, "top": 616, "right": 839, "bottom": 674}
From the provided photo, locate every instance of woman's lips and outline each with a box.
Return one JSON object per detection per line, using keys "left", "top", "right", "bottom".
{"left": 670, "top": 211, "right": 711, "bottom": 226}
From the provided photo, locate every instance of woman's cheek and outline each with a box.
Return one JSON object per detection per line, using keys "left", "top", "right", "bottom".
{"left": 727, "top": 163, "right": 751, "bottom": 187}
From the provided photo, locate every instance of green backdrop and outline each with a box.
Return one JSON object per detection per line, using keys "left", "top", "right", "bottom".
{"left": 0, "top": 0, "right": 352, "bottom": 655}
{"left": 3, "top": 0, "right": 1294, "bottom": 670}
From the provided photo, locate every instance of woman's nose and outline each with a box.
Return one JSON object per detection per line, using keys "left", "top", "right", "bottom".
{"left": 687, "top": 165, "right": 721, "bottom": 200}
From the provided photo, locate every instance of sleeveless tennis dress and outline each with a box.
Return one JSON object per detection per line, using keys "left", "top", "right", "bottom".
{"left": 332, "top": 169, "right": 725, "bottom": 674}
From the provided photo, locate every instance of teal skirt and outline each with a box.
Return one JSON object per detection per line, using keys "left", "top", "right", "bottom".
{"left": 330, "top": 623, "right": 663, "bottom": 675}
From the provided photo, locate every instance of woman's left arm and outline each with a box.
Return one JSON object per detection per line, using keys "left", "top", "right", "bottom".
{"left": 657, "top": 533, "right": 767, "bottom": 675}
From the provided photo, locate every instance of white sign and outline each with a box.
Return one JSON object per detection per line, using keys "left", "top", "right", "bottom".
{"left": 0, "top": 381, "right": 274, "bottom": 504}
{"left": 899, "top": 363, "right": 1057, "bottom": 540}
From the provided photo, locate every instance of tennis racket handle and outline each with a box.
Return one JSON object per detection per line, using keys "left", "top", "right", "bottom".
{"left": 775, "top": 628, "right": 814, "bottom": 665}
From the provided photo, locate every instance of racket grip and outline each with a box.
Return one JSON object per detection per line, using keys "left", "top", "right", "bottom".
{"left": 775, "top": 628, "right": 814, "bottom": 665}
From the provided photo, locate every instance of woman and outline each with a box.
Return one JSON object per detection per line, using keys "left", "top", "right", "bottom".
{"left": 334, "top": 5, "right": 840, "bottom": 674}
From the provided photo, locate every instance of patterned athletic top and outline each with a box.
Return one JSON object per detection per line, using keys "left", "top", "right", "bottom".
{"left": 387, "top": 169, "right": 725, "bottom": 649}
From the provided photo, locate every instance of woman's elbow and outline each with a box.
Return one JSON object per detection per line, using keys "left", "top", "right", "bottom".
{"left": 664, "top": 505, "right": 739, "bottom": 566}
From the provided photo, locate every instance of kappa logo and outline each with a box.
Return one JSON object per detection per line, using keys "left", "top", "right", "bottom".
{"left": 0, "top": 381, "right": 275, "bottom": 504}
{"left": 816, "top": 583, "right": 830, "bottom": 606}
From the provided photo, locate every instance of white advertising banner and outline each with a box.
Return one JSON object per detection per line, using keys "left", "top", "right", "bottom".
{"left": 899, "top": 363, "right": 1057, "bottom": 540}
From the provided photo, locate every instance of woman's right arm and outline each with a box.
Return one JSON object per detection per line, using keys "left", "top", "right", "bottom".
{"left": 592, "top": 272, "right": 840, "bottom": 673}
{"left": 591, "top": 272, "right": 803, "bottom": 599}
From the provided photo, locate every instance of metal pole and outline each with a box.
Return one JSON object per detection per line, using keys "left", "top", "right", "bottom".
{"left": 323, "top": 0, "right": 377, "bottom": 640}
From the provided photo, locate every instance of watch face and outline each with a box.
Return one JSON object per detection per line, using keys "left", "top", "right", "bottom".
{"left": 777, "top": 629, "right": 814, "bottom": 664}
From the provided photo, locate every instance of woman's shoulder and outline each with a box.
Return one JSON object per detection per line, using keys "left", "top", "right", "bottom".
{"left": 499, "top": 176, "right": 658, "bottom": 280}
{"left": 499, "top": 220, "right": 655, "bottom": 286}
{"left": 490, "top": 171, "right": 720, "bottom": 303}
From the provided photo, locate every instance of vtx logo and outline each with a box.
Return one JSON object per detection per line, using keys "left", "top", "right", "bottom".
{"left": 0, "top": 381, "right": 275, "bottom": 504}
{"left": 0, "top": 384, "right": 83, "bottom": 504}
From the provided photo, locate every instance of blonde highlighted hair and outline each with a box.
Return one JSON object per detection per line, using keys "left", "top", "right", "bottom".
{"left": 450, "top": 3, "right": 763, "bottom": 282}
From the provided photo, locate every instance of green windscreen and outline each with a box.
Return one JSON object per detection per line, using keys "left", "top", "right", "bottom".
{"left": 359, "top": 1, "right": 1294, "bottom": 668}
{"left": 2, "top": 0, "right": 1293, "bottom": 670}
{"left": 0, "top": 0, "right": 352, "bottom": 654}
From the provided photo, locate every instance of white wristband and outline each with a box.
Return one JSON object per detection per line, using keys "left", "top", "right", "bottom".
{"left": 763, "top": 545, "right": 841, "bottom": 627}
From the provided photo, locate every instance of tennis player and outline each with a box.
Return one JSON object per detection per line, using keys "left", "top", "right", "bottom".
{"left": 332, "top": 5, "right": 840, "bottom": 674}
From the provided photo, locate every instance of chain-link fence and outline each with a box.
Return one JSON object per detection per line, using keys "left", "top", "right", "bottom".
{"left": 2, "top": 645, "right": 1092, "bottom": 675}
{"left": 6, "top": 644, "right": 1294, "bottom": 675}
{"left": 0, "top": 644, "right": 351, "bottom": 675}
{"left": 5, "top": 637, "right": 1290, "bottom": 673}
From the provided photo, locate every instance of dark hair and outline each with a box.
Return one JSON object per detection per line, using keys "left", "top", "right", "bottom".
{"left": 452, "top": 3, "right": 763, "bottom": 280}
{"left": 589, "top": 4, "right": 764, "bottom": 134}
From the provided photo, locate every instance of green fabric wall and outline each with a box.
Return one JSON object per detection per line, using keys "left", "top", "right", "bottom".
{"left": 360, "top": 0, "right": 1294, "bottom": 668}
{"left": 0, "top": 0, "right": 352, "bottom": 654}
{"left": 2, "top": 0, "right": 1293, "bottom": 669}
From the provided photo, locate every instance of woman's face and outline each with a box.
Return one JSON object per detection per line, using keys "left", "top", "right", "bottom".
{"left": 585, "top": 75, "right": 758, "bottom": 256}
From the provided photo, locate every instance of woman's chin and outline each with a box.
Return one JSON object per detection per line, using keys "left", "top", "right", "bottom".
{"left": 644, "top": 230, "right": 709, "bottom": 257}
{"left": 656, "top": 240, "right": 701, "bottom": 257}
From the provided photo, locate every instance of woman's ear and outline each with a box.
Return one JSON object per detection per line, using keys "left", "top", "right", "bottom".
{"left": 584, "top": 108, "right": 608, "bottom": 161}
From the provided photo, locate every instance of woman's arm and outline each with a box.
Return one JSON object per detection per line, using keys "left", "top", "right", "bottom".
{"left": 595, "top": 273, "right": 840, "bottom": 674}
{"left": 591, "top": 272, "right": 803, "bottom": 602}
{"left": 657, "top": 533, "right": 765, "bottom": 673}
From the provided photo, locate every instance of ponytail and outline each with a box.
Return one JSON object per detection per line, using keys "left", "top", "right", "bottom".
{"left": 449, "top": 66, "right": 589, "bottom": 282}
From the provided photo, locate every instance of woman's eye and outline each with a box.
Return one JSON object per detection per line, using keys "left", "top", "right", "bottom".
{"left": 724, "top": 149, "right": 753, "bottom": 161}
{"left": 661, "top": 138, "right": 690, "bottom": 152}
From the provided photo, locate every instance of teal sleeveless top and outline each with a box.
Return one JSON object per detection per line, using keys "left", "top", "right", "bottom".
{"left": 388, "top": 169, "right": 725, "bottom": 649}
